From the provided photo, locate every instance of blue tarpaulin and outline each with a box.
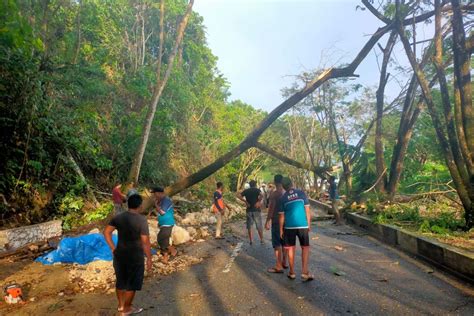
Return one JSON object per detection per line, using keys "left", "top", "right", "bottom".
{"left": 36, "top": 233, "right": 117, "bottom": 265}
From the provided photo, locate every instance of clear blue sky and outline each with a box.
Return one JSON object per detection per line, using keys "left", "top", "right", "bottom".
{"left": 193, "top": 0, "right": 424, "bottom": 111}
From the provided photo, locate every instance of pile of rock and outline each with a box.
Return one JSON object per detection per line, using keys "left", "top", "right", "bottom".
{"left": 67, "top": 254, "right": 203, "bottom": 293}
{"left": 179, "top": 202, "right": 245, "bottom": 227}
{"left": 68, "top": 260, "right": 115, "bottom": 293}
{"left": 150, "top": 254, "right": 203, "bottom": 276}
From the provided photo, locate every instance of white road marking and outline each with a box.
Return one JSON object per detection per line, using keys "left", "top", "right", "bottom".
{"left": 222, "top": 242, "right": 243, "bottom": 273}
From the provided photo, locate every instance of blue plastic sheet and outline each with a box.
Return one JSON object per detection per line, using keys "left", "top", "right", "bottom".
{"left": 36, "top": 233, "right": 117, "bottom": 265}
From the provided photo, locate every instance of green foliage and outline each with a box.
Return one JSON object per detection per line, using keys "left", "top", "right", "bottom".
{"left": 59, "top": 193, "right": 85, "bottom": 230}
{"left": 84, "top": 202, "right": 113, "bottom": 222}
{"left": 370, "top": 201, "right": 464, "bottom": 236}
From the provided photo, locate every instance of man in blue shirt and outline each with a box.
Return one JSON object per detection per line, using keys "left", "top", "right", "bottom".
{"left": 278, "top": 177, "right": 314, "bottom": 281}
{"left": 151, "top": 187, "right": 177, "bottom": 264}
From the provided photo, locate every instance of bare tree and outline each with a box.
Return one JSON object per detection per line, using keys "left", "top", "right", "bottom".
{"left": 129, "top": 0, "right": 194, "bottom": 184}
{"left": 374, "top": 31, "right": 397, "bottom": 193}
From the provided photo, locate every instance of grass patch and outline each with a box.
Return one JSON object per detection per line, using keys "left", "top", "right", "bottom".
{"left": 355, "top": 196, "right": 474, "bottom": 252}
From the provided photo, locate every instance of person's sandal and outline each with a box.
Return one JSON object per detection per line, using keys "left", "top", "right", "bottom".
{"left": 301, "top": 273, "right": 314, "bottom": 282}
{"left": 267, "top": 267, "right": 284, "bottom": 274}
{"left": 287, "top": 273, "right": 296, "bottom": 280}
{"left": 123, "top": 306, "right": 144, "bottom": 315}
{"left": 282, "top": 264, "right": 289, "bottom": 269}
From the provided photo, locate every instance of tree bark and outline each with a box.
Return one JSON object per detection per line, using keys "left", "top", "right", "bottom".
{"left": 375, "top": 31, "right": 397, "bottom": 192}
{"left": 387, "top": 42, "right": 440, "bottom": 199}
{"left": 396, "top": 0, "right": 474, "bottom": 228}
{"left": 254, "top": 142, "right": 332, "bottom": 178}
{"left": 72, "top": 0, "right": 82, "bottom": 65}
{"left": 128, "top": 0, "right": 194, "bottom": 184}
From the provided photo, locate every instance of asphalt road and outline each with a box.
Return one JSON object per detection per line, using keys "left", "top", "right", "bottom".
{"left": 132, "top": 210, "right": 474, "bottom": 315}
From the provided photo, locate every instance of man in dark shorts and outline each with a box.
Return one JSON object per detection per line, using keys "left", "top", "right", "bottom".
{"left": 238, "top": 180, "right": 264, "bottom": 245}
{"left": 104, "top": 194, "right": 152, "bottom": 314}
{"left": 278, "top": 177, "right": 314, "bottom": 281}
{"left": 265, "top": 174, "right": 288, "bottom": 273}
{"left": 151, "top": 187, "right": 177, "bottom": 263}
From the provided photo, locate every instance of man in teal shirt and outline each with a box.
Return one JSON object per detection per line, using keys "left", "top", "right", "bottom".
{"left": 278, "top": 178, "right": 314, "bottom": 282}
{"left": 151, "top": 187, "right": 177, "bottom": 263}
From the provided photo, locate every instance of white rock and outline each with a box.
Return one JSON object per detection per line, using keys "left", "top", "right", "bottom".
{"left": 208, "top": 216, "right": 217, "bottom": 224}
{"left": 88, "top": 228, "right": 100, "bottom": 234}
{"left": 172, "top": 226, "right": 191, "bottom": 245}
{"left": 147, "top": 219, "right": 158, "bottom": 244}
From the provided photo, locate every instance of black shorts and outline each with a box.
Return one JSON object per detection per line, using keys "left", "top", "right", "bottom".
{"left": 113, "top": 258, "right": 144, "bottom": 291}
{"left": 283, "top": 228, "right": 310, "bottom": 248}
{"left": 158, "top": 226, "right": 173, "bottom": 251}
{"left": 271, "top": 224, "right": 283, "bottom": 248}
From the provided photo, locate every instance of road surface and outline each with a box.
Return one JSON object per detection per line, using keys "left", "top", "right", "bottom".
{"left": 10, "top": 207, "right": 474, "bottom": 315}
{"left": 130, "top": 211, "right": 474, "bottom": 315}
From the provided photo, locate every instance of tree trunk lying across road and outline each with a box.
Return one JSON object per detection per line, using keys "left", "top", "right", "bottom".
{"left": 163, "top": 8, "right": 441, "bottom": 197}
{"left": 254, "top": 142, "right": 332, "bottom": 179}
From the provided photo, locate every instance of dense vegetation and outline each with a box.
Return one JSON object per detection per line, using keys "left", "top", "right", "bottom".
{"left": 0, "top": 1, "right": 472, "bottom": 234}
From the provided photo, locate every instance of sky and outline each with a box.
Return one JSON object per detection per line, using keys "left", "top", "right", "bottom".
{"left": 193, "top": 0, "right": 431, "bottom": 111}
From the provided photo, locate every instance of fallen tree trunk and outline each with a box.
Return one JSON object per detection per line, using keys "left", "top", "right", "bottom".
{"left": 164, "top": 9, "right": 440, "bottom": 197}
{"left": 254, "top": 142, "right": 332, "bottom": 179}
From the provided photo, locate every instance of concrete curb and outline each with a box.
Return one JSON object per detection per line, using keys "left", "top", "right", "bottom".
{"left": 309, "top": 198, "right": 333, "bottom": 212}
{"left": 345, "top": 212, "right": 474, "bottom": 283}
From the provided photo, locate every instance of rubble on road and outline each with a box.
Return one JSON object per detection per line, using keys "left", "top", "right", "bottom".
{"left": 180, "top": 203, "right": 245, "bottom": 227}
{"left": 67, "top": 254, "right": 203, "bottom": 293}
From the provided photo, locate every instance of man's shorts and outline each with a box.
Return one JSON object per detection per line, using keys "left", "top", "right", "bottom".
{"left": 158, "top": 226, "right": 173, "bottom": 251}
{"left": 283, "top": 228, "right": 310, "bottom": 248}
{"left": 246, "top": 211, "right": 263, "bottom": 230}
{"left": 271, "top": 224, "right": 283, "bottom": 248}
{"left": 113, "top": 258, "right": 144, "bottom": 291}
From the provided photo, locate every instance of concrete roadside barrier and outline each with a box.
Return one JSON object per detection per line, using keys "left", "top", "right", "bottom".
{"left": 346, "top": 212, "right": 474, "bottom": 283}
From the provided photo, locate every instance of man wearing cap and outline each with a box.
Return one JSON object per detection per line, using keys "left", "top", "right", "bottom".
{"left": 104, "top": 193, "right": 152, "bottom": 314}
{"left": 151, "top": 187, "right": 177, "bottom": 263}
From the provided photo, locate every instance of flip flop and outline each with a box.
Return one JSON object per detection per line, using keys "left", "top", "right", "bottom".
{"left": 282, "top": 264, "right": 289, "bottom": 269}
{"left": 301, "top": 273, "right": 314, "bottom": 282}
{"left": 287, "top": 273, "right": 296, "bottom": 280}
{"left": 123, "top": 306, "right": 144, "bottom": 315}
{"left": 267, "top": 267, "right": 284, "bottom": 274}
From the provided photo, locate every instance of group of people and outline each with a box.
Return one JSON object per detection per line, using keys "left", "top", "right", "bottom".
{"left": 213, "top": 175, "right": 314, "bottom": 282}
{"left": 105, "top": 175, "right": 324, "bottom": 314}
